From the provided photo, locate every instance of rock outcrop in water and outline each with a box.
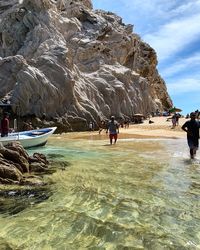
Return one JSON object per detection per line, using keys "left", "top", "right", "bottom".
{"left": 0, "top": 0, "right": 172, "bottom": 131}
{"left": 0, "top": 141, "right": 49, "bottom": 185}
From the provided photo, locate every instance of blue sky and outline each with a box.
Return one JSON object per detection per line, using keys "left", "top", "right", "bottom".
{"left": 92, "top": 0, "right": 200, "bottom": 115}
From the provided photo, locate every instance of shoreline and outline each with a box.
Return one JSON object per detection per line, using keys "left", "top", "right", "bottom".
{"left": 55, "top": 117, "right": 188, "bottom": 140}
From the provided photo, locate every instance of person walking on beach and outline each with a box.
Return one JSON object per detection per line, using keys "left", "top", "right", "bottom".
{"left": 106, "top": 116, "right": 119, "bottom": 145}
{"left": 171, "top": 114, "right": 176, "bottom": 128}
{"left": 175, "top": 113, "right": 180, "bottom": 126}
{"left": 181, "top": 112, "right": 200, "bottom": 159}
{"left": 0, "top": 112, "right": 10, "bottom": 137}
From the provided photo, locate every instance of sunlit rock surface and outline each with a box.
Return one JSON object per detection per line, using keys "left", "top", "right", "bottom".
{"left": 0, "top": 141, "right": 49, "bottom": 185}
{"left": 0, "top": 0, "right": 172, "bottom": 130}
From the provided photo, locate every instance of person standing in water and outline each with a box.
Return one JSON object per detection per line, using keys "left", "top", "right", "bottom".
{"left": 181, "top": 112, "right": 200, "bottom": 159}
{"left": 106, "top": 116, "right": 119, "bottom": 145}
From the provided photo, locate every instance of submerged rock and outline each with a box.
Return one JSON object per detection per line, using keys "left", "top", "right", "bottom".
{"left": 0, "top": 186, "right": 53, "bottom": 216}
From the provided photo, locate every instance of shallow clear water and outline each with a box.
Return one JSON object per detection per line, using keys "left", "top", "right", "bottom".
{"left": 0, "top": 133, "right": 200, "bottom": 249}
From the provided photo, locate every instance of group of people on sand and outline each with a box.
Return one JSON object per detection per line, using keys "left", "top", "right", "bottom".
{"left": 98, "top": 111, "right": 200, "bottom": 159}
{"left": 171, "top": 113, "right": 181, "bottom": 128}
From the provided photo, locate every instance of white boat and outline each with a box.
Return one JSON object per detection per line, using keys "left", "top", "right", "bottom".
{"left": 0, "top": 127, "right": 57, "bottom": 148}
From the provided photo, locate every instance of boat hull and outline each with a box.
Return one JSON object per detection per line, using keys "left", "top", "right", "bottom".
{"left": 0, "top": 127, "right": 57, "bottom": 148}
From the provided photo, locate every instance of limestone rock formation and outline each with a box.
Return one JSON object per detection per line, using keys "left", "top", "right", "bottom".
{"left": 0, "top": 0, "right": 172, "bottom": 131}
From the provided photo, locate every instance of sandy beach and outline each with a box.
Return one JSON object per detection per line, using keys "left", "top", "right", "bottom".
{"left": 68, "top": 116, "right": 189, "bottom": 141}
{"left": 119, "top": 116, "right": 187, "bottom": 139}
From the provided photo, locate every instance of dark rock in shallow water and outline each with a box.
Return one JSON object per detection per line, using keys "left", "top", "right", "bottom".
{"left": 0, "top": 142, "right": 50, "bottom": 185}
{"left": 29, "top": 162, "right": 48, "bottom": 173}
{"left": 0, "top": 187, "right": 52, "bottom": 216}
{"left": 0, "top": 142, "right": 72, "bottom": 215}
{"left": 30, "top": 152, "right": 49, "bottom": 165}
{"left": 20, "top": 176, "right": 47, "bottom": 186}
{"left": 47, "top": 153, "right": 65, "bottom": 159}
{"left": 50, "top": 161, "right": 71, "bottom": 171}
{"left": 6, "top": 143, "right": 29, "bottom": 160}
{"left": 0, "top": 163, "right": 23, "bottom": 182}
{"left": 0, "top": 147, "right": 29, "bottom": 173}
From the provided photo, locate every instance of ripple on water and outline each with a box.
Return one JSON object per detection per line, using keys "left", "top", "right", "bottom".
{"left": 0, "top": 136, "right": 199, "bottom": 249}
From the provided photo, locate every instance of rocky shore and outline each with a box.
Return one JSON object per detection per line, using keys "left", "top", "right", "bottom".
{"left": 0, "top": 141, "right": 50, "bottom": 185}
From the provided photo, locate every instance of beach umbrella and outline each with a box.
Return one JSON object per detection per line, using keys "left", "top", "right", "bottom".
{"left": 169, "top": 107, "right": 182, "bottom": 113}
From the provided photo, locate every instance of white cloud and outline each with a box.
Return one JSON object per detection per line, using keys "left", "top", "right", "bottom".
{"left": 161, "top": 53, "right": 200, "bottom": 77}
{"left": 143, "top": 13, "right": 200, "bottom": 61}
{"left": 170, "top": 0, "right": 200, "bottom": 16}
{"left": 167, "top": 77, "right": 200, "bottom": 95}
{"left": 117, "top": 0, "right": 200, "bottom": 21}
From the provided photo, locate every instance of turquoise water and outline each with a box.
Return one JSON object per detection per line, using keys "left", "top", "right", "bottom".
{"left": 0, "top": 133, "right": 200, "bottom": 249}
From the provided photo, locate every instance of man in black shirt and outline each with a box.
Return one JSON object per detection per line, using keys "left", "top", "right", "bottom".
{"left": 182, "top": 112, "right": 200, "bottom": 159}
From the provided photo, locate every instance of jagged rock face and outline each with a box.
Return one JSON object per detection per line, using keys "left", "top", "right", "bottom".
{"left": 0, "top": 0, "right": 19, "bottom": 14}
{"left": 0, "top": 0, "right": 172, "bottom": 130}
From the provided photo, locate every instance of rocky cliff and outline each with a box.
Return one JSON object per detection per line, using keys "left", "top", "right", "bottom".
{"left": 0, "top": 0, "right": 172, "bottom": 131}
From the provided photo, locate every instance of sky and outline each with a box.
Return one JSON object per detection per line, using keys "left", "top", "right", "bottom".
{"left": 92, "top": 0, "right": 200, "bottom": 115}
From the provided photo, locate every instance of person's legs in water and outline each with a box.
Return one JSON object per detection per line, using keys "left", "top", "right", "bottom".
{"left": 114, "top": 134, "right": 118, "bottom": 144}
{"left": 109, "top": 134, "right": 113, "bottom": 145}
{"left": 109, "top": 134, "right": 118, "bottom": 145}
{"left": 190, "top": 146, "right": 198, "bottom": 159}
{"left": 188, "top": 139, "right": 198, "bottom": 159}
{"left": 190, "top": 148, "right": 194, "bottom": 159}
{"left": 193, "top": 147, "right": 197, "bottom": 157}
